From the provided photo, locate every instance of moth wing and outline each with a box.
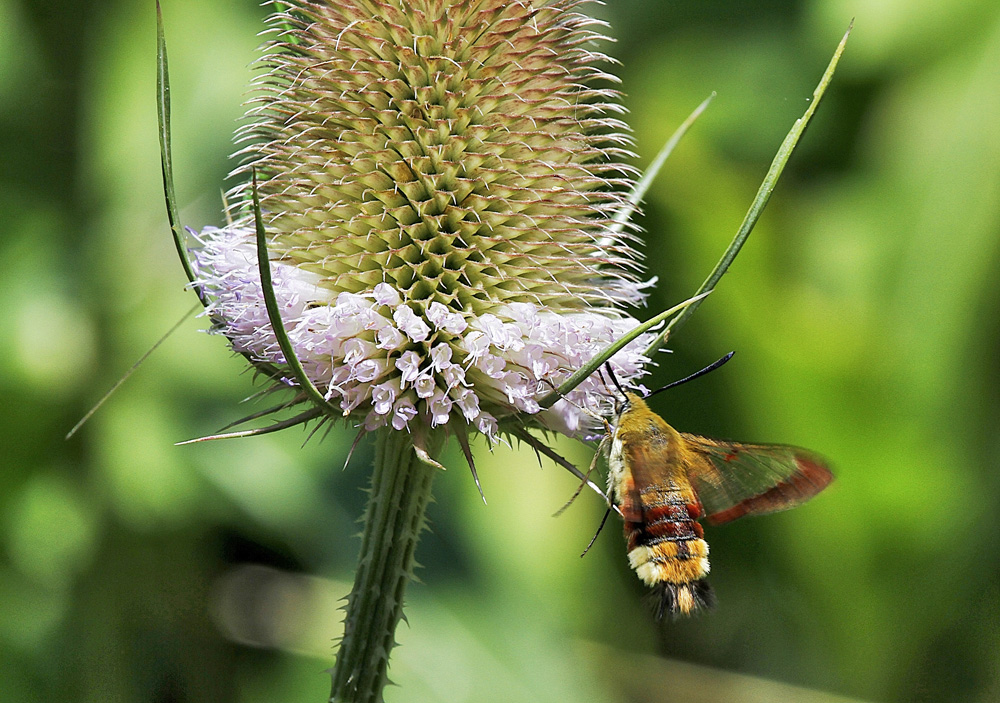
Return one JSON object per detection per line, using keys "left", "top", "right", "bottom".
{"left": 680, "top": 434, "right": 833, "bottom": 525}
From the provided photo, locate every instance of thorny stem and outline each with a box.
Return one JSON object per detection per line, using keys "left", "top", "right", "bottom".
{"left": 330, "top": 427, "right": 444, "bottom": 703}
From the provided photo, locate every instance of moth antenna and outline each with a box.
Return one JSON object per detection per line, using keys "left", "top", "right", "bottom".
{"left": 603, "top": 362, "right": 628, "bottom": 398}
{"left": 580, "top": 507, "right": 612, "bottom": 558}
{"left": 645, "top": 351, "right": 735, "bottom": 399}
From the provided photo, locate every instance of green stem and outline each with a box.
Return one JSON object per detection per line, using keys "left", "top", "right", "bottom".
{"left": 643, "top": 23, "right": 852, "bottom": 354}
{"left": 156, "top": 1, "right": 204, "bottom": 305}
{"left": 330, "top": 427, "right": 443, "bottom": 703}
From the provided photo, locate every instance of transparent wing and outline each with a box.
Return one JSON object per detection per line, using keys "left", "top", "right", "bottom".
{"left": 681, "top": 433, "right": 833, "bottom": 525}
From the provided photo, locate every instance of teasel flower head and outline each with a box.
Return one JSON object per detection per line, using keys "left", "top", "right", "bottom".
{"left": 191, "top": 0, "right": 653, "bottom": 444}
{"left": 151, "top": 2, "right": 847, "bottom": 697}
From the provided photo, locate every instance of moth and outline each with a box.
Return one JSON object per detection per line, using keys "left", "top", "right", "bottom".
{"left": 601, "top": 353, "right": 833, "bottom": 618}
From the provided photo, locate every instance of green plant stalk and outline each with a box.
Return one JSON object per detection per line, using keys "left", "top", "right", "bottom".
{"left": 644, "top": 23, "right": 852, "bottom": 355}
{"left": 535, "top": 24, "right": 851, "bottom": 411}
{"left": 537, "top": 291, "right": 709, "bottom": 410}
{"left": 252, "top": 169, "right": 343, "bottom": 416}
{"left": 605, "top": 92, "right": 716, "bottom": 242}
{"left": 330, "top": 427, "right": 444, "bottom": 703}
{"left": 156, "top": 1, "right": 204, "bottom": 305}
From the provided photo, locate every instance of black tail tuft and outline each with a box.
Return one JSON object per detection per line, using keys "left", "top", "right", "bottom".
{"left": 693, "top": 579, "right": 717, "bottom": 610}
{"left": 654, "top": 580, "right": 716, "bottom": 620}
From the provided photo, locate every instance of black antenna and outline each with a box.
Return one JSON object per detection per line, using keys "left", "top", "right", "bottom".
{"left": 596, "top": 367, "right": 618, "bottom": 401}
{"left": 645, "top": 351, "right": 735, "bottom": 400}
{"left": 603, "top": 362, "right": 627, "bottom": 397}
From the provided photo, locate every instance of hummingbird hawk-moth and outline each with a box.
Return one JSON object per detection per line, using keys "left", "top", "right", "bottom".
{"left": 602, "top": 354, "right": 833, "bottom": 618}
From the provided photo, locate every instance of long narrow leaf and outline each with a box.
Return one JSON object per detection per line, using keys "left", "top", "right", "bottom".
{"left": 644, "top": 24, "right": 852, "bottom": 355}
{"left": 604, "top": 92, "right": 715, "bottom": 243}
{"left": 536, "top": 291, "right": 710, "bottom": 410}
{"left": 157, "top": 4, "right": 289, "bottom": 386}
{"left": 176, "top": 407, "right": 323, "bottom": 444}
{"left": 252, "top": 170, "right": 341, "bottom": 416}
{"left": 156, "top": 1, "right": 205, "bottom": 306}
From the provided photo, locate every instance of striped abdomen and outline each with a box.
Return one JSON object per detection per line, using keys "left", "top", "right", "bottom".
{"left": 624, "top": 484, "right": 714, "bottom": 617}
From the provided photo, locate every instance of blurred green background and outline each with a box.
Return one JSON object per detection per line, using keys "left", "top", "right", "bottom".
{"left": 3, "top": 0, "right": 999, "bottom": 701}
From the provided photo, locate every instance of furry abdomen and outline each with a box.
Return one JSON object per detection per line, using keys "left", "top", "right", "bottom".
{"left": 625, "top": 486, "right": 714, "bottom": 617}
{"left": 609, "top": 394, "right": 714, "bottom": 617}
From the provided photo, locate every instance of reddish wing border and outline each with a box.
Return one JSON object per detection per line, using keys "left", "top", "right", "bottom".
{"left": 681, "top": 434, "right": 834, "bottom": 526}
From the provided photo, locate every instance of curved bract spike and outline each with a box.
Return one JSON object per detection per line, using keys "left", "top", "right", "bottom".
{"left": 175, "top": 407, "right": 323, "bottom": 444}
{"left": 218, "top": 397, "right": 305, "bottom": 432}
{"left": 156, "top": 1, "right": 205, "bottom": 306}
{"left": 342, "top": 426, "right": 369, "bottom": 471}
{"left": 552, "top": 435, "right": 608, "bottom": 518}
{"left": 66, "top": 302, "right": 200, "bottom": 440}
{"left": 412, "top": 440, "right": 447, "bottom": 472}
{"left": 509, "top": 426, "right": 620, "bottom": 514}
{"left": 602, "top": 92, "right": 715, "bottom": 246}
{"left": 536, "top": 290, "right": 710, "bottom": 410}
{"left": 252, "top": 168, "right": 342, "bottom": 417}
{"left": 300, "top": 415, "right": 335, "bottom": 448}
{"left": 451, "top": 419, "right": 486, "bottom": 505}
{"left": 644, "top": 23, "right": 852, "bottom": 356}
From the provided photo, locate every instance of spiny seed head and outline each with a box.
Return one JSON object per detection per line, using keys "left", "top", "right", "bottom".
{"left": 194, "top": 0, "right": 652, "bottom": 439}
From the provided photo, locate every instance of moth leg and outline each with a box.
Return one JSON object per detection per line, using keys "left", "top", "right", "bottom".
{"left": 553, "top": 435, "right": 608, "bottom": 517}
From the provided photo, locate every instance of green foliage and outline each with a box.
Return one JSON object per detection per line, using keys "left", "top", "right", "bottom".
{"left": 3, "top": 0, "right": 999, "bottom": 702}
